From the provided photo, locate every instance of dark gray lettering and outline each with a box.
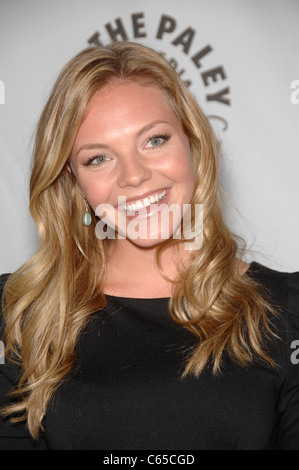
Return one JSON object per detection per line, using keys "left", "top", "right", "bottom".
{"left": 132, "top": 12, "right": 146, "bottom": 38}
{"left": 156, "top": 14, "right": 177, "bottom": 39}
{"left": 172, "top": 27, "right": 195, "bottom": 54}
{"left": 207, "top": 115, "right": 228, "bottom": 131}
{"left": 87, "top": 31, "right": 104, "bottom": 46}
{"left": 191, "top": 45, "right": 213, "bottom": 69}
{"left": 105, "top": 18, "right": 128, "bottom": 41}
{"left": 201, "top": 66, "right": 227, "bottom": 86}
{"left": 206, "top": 87, "right": 231, "bottom": 105}
{"left": 169, "top": 57, "right": 178, "bottom": 68}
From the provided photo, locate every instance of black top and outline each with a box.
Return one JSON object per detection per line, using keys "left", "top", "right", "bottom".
{"left": 0, "top": 261, "right": 299, "bottom": 450}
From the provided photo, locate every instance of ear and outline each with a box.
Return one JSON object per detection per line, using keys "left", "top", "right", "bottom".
{"left": 65, "top": 161, "right": 86, "bottom": 199}
{"left": 65, "top": 161, "right": 73, "bottom": 174}
{"left": 66, "top": 160, "right": 80, "bottom": 183}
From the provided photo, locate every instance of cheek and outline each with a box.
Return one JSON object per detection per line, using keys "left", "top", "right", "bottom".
{"left": 176, "top": 154, "right": 196, "bottom": 202}
{"left": 77, "top": 175, "right": 112, "bottom": 210}
{"left": 170, "top": 149, "right": 195, "bottom": 187}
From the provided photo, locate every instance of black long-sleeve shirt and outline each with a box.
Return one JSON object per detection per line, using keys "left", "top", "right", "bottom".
{"left": 1, "top": 262, "right": 299, "bottom": 450}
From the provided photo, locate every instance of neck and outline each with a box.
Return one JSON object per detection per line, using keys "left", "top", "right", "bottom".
{"left": 103, "top": 238, "right": 192, "bottom": 298}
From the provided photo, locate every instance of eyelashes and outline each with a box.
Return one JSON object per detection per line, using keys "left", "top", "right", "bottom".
{"left": 145, "top": 133, "right": 171, "bottom": 149}
{"left": 83, "top": 154, "right": 108, "bottom": 167}
{"left": 83, "top": 133, "right": 171, "bottom": 167}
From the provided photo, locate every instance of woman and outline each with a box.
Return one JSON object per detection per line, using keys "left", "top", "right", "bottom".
{"left": 0, "top": 41, "right": 298, "bottom": 450}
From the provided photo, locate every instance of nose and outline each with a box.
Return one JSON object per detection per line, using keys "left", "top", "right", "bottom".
{"left": 117, "top": 153, "right": 152, "bottom": 188}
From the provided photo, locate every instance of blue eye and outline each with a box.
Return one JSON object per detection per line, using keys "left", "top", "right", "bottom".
{"left": 146, "top": 134, "right": 170, "bottom": 149}
{"left": 84, "top": 155, "right": 108, "bottom": 166}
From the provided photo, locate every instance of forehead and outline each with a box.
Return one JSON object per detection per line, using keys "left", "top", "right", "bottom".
{"left": 90, "top": 78, "right": 172, "bottom": 105}
{"left": 74, "top": 80, "right": 180, "bottom": 141}
{"left": 87, "top": 81, "right": 177, "bottom": 122}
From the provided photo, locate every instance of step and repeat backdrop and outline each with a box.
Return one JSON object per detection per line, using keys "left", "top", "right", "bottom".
{"left": 0, "top": 0, "right": 298, "bottom": 273}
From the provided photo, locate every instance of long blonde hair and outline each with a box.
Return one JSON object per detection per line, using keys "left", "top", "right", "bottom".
{"left": 1, "top": 41, "right": 278, "bottom": 440}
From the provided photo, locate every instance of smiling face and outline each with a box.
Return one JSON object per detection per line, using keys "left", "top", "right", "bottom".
{"left": 70, "top": 80, "right": 195, "bottom": 247}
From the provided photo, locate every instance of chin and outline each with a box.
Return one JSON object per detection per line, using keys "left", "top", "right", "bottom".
{"left": 124, "top": 223, "right": 183, "bottom": 249}
{"left": 126, "top": 236, "right": 171, "bottom": 249}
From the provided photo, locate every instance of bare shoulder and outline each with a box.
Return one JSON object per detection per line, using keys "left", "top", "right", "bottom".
{"left": 236, "top": 259, "right": 251, "bottom": 276}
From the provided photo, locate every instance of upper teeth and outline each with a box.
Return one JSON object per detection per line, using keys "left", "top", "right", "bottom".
{"left": 124, "top": 189, "right": 167, "bottom": 212}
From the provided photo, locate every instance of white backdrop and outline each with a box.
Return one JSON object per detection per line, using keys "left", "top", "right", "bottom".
{"left": 0, "top": 0, "right": 298, "bottom": 274}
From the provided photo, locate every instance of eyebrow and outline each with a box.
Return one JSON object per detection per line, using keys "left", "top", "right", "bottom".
{"left": 75, "top": 120, "right": 171, "bottom": 157}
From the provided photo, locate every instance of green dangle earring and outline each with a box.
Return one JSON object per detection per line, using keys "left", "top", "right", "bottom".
{"left": 82, "top": 198, "right": 92, "bottom": 226}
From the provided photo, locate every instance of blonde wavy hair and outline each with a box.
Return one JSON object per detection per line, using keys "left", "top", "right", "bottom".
{"left": 1, "top": 41, "right": 278, "bottom": 440}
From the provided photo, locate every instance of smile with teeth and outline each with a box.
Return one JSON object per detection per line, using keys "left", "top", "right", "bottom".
{"left": 123, "top": 189, "right": 167, "bottom": 212}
